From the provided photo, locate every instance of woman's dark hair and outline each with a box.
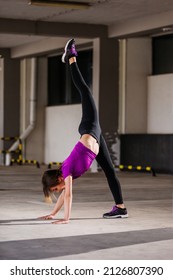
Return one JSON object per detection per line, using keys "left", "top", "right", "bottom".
{"left": 42, "top": 168, "right": 62, "bottom": 197}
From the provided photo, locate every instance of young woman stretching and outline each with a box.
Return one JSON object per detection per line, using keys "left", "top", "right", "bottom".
{"left": 41, "top": 39, "right": 128, "bottom": 224}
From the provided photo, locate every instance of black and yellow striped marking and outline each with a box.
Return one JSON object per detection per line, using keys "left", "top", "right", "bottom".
{"left": 11, "top": 159, "right": 40, "bottom": 168}
{"left": 1, "top": 136, "right": 40, "bottom": 168}
{"left": 48, "top": 162, "right": 61, "bottom": 169}
{"left": 117, "top": 164, "right": 155, "bottom": 176}
{"left": 0, "top": 137, "right": 19, "bottom": 141}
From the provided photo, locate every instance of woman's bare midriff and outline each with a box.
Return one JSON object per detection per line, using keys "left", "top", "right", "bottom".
{"left": 79, "top": 134, "right": 99, "bottom": 155}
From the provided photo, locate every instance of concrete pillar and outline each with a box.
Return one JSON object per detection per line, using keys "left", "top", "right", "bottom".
{"left": 0, "top": 49, "right": 20, "bottom": 153}
{"left": 95, "top": 38, "right": 119, "bottom": 165}
{"left": 99, "top": 37, "right": 119, "bottom": 134}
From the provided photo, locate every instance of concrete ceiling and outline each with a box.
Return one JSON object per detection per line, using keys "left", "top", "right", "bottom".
{"left": 1, "top": 0, "right": 173, "bottom": 48}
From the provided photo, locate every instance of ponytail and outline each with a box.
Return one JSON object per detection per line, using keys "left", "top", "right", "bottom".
{"left": 42, "top": 167, "right": 62, "bottom": 197}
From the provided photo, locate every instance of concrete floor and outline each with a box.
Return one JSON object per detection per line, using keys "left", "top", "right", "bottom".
{"left": 0, "top": 165, "right": 173, "bottom": 260}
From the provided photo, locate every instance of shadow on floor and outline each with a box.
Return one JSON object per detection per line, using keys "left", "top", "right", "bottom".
{"left": 0, "top": 227, "right": 173, "bottom": 259}
{"left": 0, "top": 217, "right": 102, "bottom": 226}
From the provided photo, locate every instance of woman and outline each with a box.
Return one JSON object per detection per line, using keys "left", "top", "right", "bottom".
{"left": 41, "top": 39, "right": 128, "bottom": 224}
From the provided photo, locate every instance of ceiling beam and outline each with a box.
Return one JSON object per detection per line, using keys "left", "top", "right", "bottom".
{"left": 10, "top": 37, "right": 92, "bottom": 58}
{"left": 28, "top": 0, "right": 91, "bottom": 9}
{"left": 0, "top": 18, "right": 108, "bottom": 39}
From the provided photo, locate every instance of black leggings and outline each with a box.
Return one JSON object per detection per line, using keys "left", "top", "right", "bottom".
{"left": 70, "top": 62, "right": 123, "bottom": 204}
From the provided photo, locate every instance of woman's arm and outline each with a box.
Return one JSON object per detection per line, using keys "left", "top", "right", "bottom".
{"left": 51, "top": 189, "right": 65, "bottom": 215}
{"left": 52, "top": 175, "right": 73, "bottom": 224}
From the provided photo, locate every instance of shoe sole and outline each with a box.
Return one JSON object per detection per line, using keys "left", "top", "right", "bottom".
{"left": 62, "top": 38, "right": 74, "bottom": 63}
{"left": 103, "top": 214, "right": 128, "bottom": 219}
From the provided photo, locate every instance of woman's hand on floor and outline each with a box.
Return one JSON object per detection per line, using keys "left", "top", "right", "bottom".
{"left": 38, "top": 214, "right": 55, "bottom": 220}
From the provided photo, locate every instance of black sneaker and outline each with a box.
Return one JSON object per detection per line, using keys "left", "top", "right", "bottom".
{"left": 62, "top": 39, "right": 78, "bottom": 63}
{"left": 103, "top": 205, "right": 128, "bottom": 219}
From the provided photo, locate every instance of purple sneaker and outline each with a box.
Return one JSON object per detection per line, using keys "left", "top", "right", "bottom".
{"left": 62, "top": 38, "right": 78, "bottom": 63}
{"left": 103, "top": 205, "right": 128, "bottom": 219}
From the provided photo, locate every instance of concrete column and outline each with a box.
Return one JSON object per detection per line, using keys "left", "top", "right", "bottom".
{"left": 0, "top": 57, "right": 4, "bottom": 164}
{"left": 99, "top": 37, "right": 119, "bottom": 134}
{"left": 97, "top": 37, "right": 119, "bottom": 165}
{"left": 0, "top": 49, "right": 20, "bottom": 152}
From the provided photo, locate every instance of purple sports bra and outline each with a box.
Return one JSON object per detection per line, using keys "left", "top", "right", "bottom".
{"left": 61, "top": 142, "right": 97, "bottom": 179}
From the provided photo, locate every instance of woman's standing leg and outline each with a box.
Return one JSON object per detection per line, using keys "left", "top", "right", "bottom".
{"left": 96, "top": 134, "right": 123, "bottom": 204}
{"left": 96, "top": 135, "right": 128, "bottom": 218}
